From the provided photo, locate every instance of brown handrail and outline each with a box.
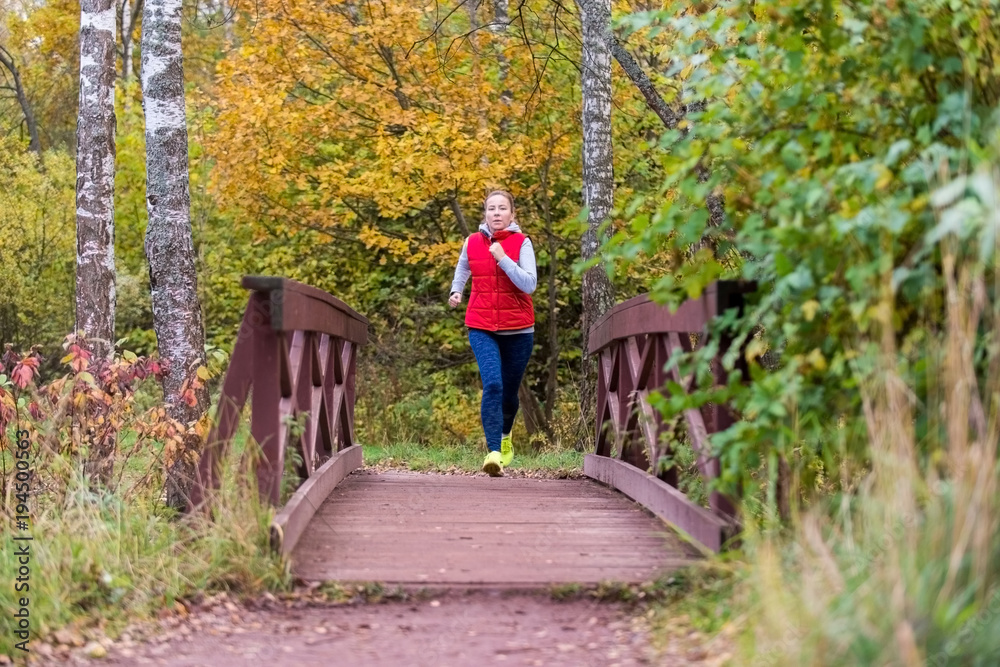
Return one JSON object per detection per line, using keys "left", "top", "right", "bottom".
{"left": 189, "top": 276, "right": 369, "bottom": 510}
{"left": 585, "top": 280, "right": 754, "bottom": 551}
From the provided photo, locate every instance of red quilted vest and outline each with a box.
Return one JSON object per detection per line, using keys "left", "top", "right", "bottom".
{"left": 465, "top": 230, "right": 534, "bottom": 331}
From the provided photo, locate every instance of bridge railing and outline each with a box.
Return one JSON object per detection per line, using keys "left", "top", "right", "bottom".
{"left": 585, "top": 280, "right": 754, "bottom": 552}
{"left": 189, "top": 276, "right": 369, "bottom": 521}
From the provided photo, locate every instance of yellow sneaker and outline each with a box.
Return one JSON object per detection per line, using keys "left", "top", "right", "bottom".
{"left": 482, "top": 450, "right": 503, "bottom": 477}
{"left": 500, "top": 434, "right": 514, "bottom": 467}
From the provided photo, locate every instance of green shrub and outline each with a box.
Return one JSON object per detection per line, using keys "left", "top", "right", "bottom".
{"left": 610, "top": 0, "right": 1000, "bottom": 515}
{"left": 608, "top": 1, "right": 1000, "bottom": 661}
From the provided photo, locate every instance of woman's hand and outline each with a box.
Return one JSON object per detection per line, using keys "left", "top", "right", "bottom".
{"left": 489, "top": 242, "right": 507, "bottom": 262}
{"left": 448, "top": 292, "right": 462, "bottom": 308}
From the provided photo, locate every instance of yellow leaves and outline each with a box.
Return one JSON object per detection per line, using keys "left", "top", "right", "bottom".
{"left": 865, "top": 301, "right": 893, "bottom": 326}
{"left": 0, "top": 140, "right": 76, "bottom": 354}
{"left": 806, "top": 348, "right": 827, "bottom": 372}
{"left": 193, "top": 413, "right": 213, "bottom": 442}
{"left": 409, "top": 241, "right": 464, "bottom": 266}
{"left": 202, "top": 0, "right": 652, "bottom": 290}
{"left": 908, "top": 194, "right": 929, "bottom": 213}
{"left": 358, "top": 225, "right": 412, "bottom": 258}
{"left": 745, "top": 338, "right": 769, "bottom": 364}
{"left": 874, "top": 164, "right": 893, "bottom": 190}
{"left": 801, "top": 299, "right": 820, "bottom": 322}
{"left": 839, "top": 198, "right": 858, "bottom": 218}
{"left": 793, "top": 348, "right": 828, "bottom": 373}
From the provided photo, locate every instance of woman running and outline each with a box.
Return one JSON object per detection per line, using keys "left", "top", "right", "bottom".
{"left": 448, "top": 190, "right": 537, "bottom": 476}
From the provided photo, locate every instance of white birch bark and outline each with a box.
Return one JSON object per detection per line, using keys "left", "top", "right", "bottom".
{"left": 491, "top": 0, "right": 509, "bottom": 29}
{"left": 221, "top": 0, "right": 235, "bottom": 42}
{"left": 492, "top": 0, "right": 512, "bottom": 109}
{"left": 576, "top": 0, "right": 616, "bottom": 328}
{"left": 576, "top": 0, "right": 616, "bottom": 446}
{"left": 76, "top": 0, "right": 117, "bottom": 361}
{"left": 140, "top": 0, "right": 209, "bottom": 509}
{"left": 75, "top": 0, "right": 118, "bottom": 486}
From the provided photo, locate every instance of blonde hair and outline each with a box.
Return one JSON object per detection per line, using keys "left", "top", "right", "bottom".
{"left": 483, "top": 190, "right": 516, "bottom": 223}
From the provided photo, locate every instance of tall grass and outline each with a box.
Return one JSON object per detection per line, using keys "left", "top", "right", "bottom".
{"left": 743, "top": 173, "right": 1000, "bottom": 664}
{"left": 0, "top": 431, "right": 289, "bottom": 658}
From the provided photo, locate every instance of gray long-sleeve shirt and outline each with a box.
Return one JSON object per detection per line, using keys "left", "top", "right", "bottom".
{"left": 451, "top": 222, "right": 537, "bottom": 334}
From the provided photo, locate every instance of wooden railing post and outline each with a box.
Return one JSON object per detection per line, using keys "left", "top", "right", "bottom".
{"left": 189, "top": 276, "right": 368, "bottom": 513}
{"left": 584, "top": 280, "right": 754, "bottom": 551}
{"left": 251, "top": 324, "right": 283, "bottom": 505}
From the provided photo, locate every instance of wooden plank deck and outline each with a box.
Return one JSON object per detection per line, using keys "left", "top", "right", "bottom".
{"left": 291, "top": 471, "right": 701, "bottom": 587}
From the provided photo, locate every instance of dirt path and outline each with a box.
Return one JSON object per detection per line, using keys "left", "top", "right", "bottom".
{"left": 44, "top": 590, "right": 716, "bottom": 666}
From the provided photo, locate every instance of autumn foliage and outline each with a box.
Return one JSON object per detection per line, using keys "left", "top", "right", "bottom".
{"left": 0, "top": 335, "right": 203, "bottom": 508}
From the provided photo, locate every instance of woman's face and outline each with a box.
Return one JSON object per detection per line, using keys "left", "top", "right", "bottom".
{"left": 484, "top": 194, "right": 514, "bottom": 232}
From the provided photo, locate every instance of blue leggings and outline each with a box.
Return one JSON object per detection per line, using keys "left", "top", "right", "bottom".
{"left": 468, "top": 330, "right": 534, "bottom": 452}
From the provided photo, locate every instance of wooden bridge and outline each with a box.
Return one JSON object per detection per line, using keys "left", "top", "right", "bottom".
{"left": 190, "top": 277, "right": 752, "bottom": 588}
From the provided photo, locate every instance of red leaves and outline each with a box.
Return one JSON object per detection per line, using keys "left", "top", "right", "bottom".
{"left": 11, "top": 355, "right": 40, "bottom": 389}
{"left": 5, "top": 334, "right": 191, "bottom": 425}
{"left": 1, "top": 337, "right": 203, "bottom": 475}
{"left": 3, "top": 348, "right": 42, "bottom": 391}
{"left": 11, "top": 365, "right": 33, "bottom": 389}
{"left": 181, "top": 389, "right": 198, "bottom": 407}
{"left": 178, "top": 367, "right": 205, "bottom": 409}
{"left": 62, "top": 343, "right": 92, "bottom": 373}
{"left": 146, "top": 358, "right": 165, "bottom": 379}
{"left": 2, "top": 343, "right": 19, "bottom": 370}
{"left": 0, "top": 346, "right": 40, "bottom": 428}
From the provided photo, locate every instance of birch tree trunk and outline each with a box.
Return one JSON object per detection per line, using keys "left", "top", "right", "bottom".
{"left": 491, "top": 0, "right": 511, "bottom": 107}
{"left": 75, "top": 0, "right": 117, "bottom": 361}
{"left": 576, "top": 0, "right": 616, "bottom": 448}
{"left": 221, "top": 0, "right": 235, "bottom": 43}
{"left": 76, "top": 0, "right": 119, "bottom": 485}
{"left": 140, "top": 0, "right": 209, "bottom": 510}
{"left": 120, "top": 0, "right": 137, "bottom": 81}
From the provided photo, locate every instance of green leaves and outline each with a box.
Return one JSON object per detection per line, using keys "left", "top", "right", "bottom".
{"left": 604, "top": 0, "right": 1000, "bottom": 513}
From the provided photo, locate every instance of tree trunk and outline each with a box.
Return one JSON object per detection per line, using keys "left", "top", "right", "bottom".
{"left": 141, "top": 0, "right": 210, "bottom": 510}
{"left": 609, "top": 38, "right": 681, "bottom": 129}
{"left": 465, "top": 0, "right": 478, "bottom": 29}
{"left": 576, "top": 0, "right": 616, "bottom": 450}
{"left": 76, "top": 0, "right": 119, "bottom": 485}
{"left": 221, "top": 0, "right": 235, "bottom": 42}
{"left": 611, "top": 39, "right": 727, "bottom": 251}
{"left": 75, "top": 0, "right": 118, "bottom": 362}
{"left": 517, "top": 380, "right": 550, "bottom": 451}
{"left": 538, "top": 155, "right": 559, "bottom": 425}
{"left": 491, "top": 0, "right": 512, "bottom": 108}
{"left": 120, "top": 0, "right": 141, "bottom": 81}
{"left": 0, "top": 46, "right": 42, "bottom": 155}
{"left": 449, "top": 195, "right": 471, "bottom": 237}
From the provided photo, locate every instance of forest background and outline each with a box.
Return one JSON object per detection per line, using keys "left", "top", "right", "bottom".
{"left": 4, "top": 0, "right": 1000, "bottom": 664}
{"left": 0, "top": 0, "right": 677, "bottom": 453}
